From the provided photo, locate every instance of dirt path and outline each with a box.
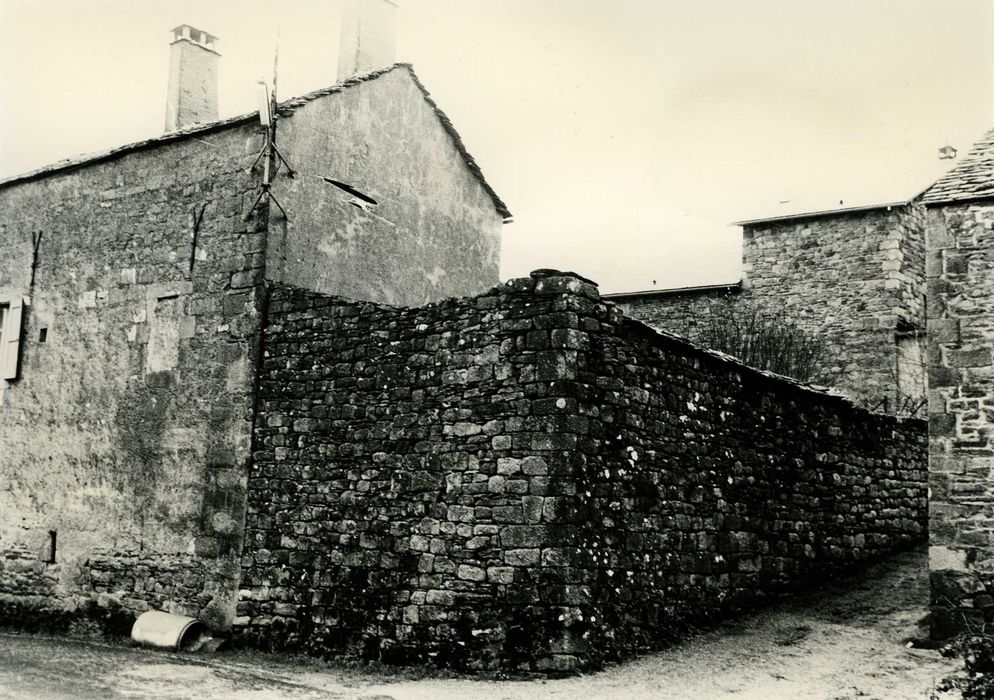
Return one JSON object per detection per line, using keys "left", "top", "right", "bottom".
{"left": 353, "top": 547, "right": 958, "bottom": 700}
{"left": 0, "top": 548, "right": 961, "bottom": 699}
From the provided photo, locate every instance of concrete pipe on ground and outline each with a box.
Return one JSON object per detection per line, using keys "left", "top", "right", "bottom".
{"left": 131, "top": 611, "right": 210, "bottom": 651}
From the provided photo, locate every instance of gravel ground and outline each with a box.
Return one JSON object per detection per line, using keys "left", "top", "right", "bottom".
{"left": 0, "top": 547, "right": 961, "bottom": 699}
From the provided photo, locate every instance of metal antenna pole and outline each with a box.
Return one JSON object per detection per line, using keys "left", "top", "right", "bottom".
{"left": 268, "top": 25, "right": 294, "bottom": 179}
{"left": 243, "top": 19, "right": 294, "bottom": 220}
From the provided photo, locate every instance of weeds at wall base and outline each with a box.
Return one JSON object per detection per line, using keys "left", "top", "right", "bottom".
{"left": 0, "top": 598, "right": 136, "bottom": 641}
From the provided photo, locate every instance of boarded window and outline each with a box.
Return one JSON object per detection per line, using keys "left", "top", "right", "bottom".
{"left": 0, "top": 298, "right": 24, "bottom": 380}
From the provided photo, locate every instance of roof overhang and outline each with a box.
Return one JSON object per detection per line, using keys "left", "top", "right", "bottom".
{"left": 732, "top": 200, "right": 912, "bottom": 227}
{"left": 603, "top": 281, "right": 741, "bottom": 302}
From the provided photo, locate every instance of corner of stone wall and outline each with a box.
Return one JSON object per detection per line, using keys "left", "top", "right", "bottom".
{"left": 238, "top": 267, "right": 927, "bottom": 672}
{"left": 239, "top": 269, "right": 620, "bottom": 673}
{"left": 923, "top": 201, "right": 994, "bottom": 641}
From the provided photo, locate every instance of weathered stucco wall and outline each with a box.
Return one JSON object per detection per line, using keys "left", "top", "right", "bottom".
{"left": 925, "top": 200, "right": 994, "bottom": 637}
{"left": 238, "top": 272, "right": 926, "bottom": 672}
{"left": 0, "top": 123, "right": 266, "bottom": 631}
{"left": 267, "top": 67, "right": 504, "bottom": 306}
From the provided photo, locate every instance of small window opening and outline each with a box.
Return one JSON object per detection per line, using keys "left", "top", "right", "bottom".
{"left": 322, "top": 178, "right": 378, "bottom": 206}
{"left": 45, "top": 530, "right": 57, "bottom": 564}
{"left": 190, "top": 29, "right": 202, "bottom": 43}
{"left": 38, "top": 328, "right": 47, "bottom": 343}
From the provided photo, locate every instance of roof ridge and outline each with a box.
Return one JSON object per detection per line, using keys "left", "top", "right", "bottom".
{"left": 275, "top": 63, "right": 510, "bottom": 220}
{"left": 0, "top": 64, "right": 413, "bottom": 190}
{"left": 0, "top": 62, "right": 512, "bottom": 221}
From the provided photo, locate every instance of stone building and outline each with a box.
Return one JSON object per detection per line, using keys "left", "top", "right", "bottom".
{"left": 0, "top": 5, "right": 932, "bottom": 673}
{"left": 607, "top": 201, "right": 928, "bottom": 414}
{"left": 605, "top": 118, "right": 994, "bottom": 641}
{"left": 0, "top": 14, "right": 509, "bottom": 632}
{"left": 922, "top": 127, "right": 994, "bottom": 637}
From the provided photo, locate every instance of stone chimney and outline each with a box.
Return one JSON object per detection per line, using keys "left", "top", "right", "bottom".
{"left": 165, "top": 24, "right": 220, "bottom": 132}
{"left": 337, "top": 0, "right": 398, "bottom": 82}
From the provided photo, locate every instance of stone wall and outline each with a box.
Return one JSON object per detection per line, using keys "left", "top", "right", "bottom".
{"left": 615, "top": 204, "right": 927, "bottom": 415}
{"left": 0, "top": 122, "right": 266, "bottom": 631}
{"left": 925, "top": 200, "right": 994, "bottom": 638}
{"left": 606, "top": 285, "right": 739, "bottom": 342}
{"left": 0, "top": 65, "right": 506, "bottom": 635}
{"left": 239, "top": 271, "right": 927, "bottom": 671}
{"left": 745, "top": 204, "right": 926, "bottom": 412}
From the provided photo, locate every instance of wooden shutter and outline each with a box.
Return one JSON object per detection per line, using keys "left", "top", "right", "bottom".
{"left": 1, "top": 298, "right": 24, "bottom": 380}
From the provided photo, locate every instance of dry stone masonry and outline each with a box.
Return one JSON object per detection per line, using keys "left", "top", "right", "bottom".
{"left": 238, "top": 271, "right": 927, "bottom": 672}
{"left": 925, "top": 199, "right": 994, "bottom": 637}
{"left": 612, "top": 204, "right": 927, "bottom": 415}
{"left": 605, "top": 284, "right": 740, "bottom": 341}
{"left": 0, "top": 63, "right": 506, "bottom": 635}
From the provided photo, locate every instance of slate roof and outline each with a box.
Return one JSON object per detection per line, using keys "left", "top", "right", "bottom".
{"left": 922, "top": 126, "right": 994, "bottom": 205}
{"left": 0, "top": 64, "right": 511, "bottom": 221}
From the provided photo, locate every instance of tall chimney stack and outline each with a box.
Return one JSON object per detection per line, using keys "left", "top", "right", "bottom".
{"left": 165, "top": 24, "right": 220, "bottom": 132}
{"left": 337, "top": 0, "right": 398, "bottom": 82}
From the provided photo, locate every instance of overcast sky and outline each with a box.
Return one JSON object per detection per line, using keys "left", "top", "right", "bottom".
{"left": 1, "top": 0, "right": 992, "bottom": 293}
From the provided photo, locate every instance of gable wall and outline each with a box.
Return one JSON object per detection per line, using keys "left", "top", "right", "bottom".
{"left": 267, "top": 69, "right": 503, "bottom": 306}
{"left": 0, "top": 68, "right": 509, "bottom": 635}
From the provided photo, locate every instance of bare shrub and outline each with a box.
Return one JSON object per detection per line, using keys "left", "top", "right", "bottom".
{"left": 697, "top": 300, "right": 831, "bottom": 384}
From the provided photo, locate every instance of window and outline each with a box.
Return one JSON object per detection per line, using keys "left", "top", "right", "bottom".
{"left": 43, "top": 530, "right": 57, "bottom": 564}
{"left": 0, "top": 297, "right": 24, "bottom": 380}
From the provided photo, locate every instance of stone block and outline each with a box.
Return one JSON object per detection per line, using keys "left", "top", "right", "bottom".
{"left": 947, "top": 348, "right": 992, "bottom": 369}
{"left": 521, "top": 456, "right": 549, "bottom": 475}
{"left": 929, "top": 319, "right": 960, "bottom": 344}
{"left": 944, "top": 253, "right": 968, "bottom": 275}
{"left": 425, "top": 590, "right": 455, "bottom": 606}
{"left": 536, "top": 654, "right": 580, "bottom": 672}
{"left": 457, "top": 565, "right": 486, "bottom": 582}
{"left": 505, "top": 549, "right": 541, "bottom": 566}
{"left": 497, "top": 458, "right": 522, "bottom": 476}
{"left": 486, "top": 566, "right": 515, "bottom": 584}
{"left": 230, "top": 268, "right": 262, "bottom": 289}
{"left": 501, "top": 526, "right": 548, "bottom": 548}
{"left": 492, "top": 435, "right": 512, "bottom": 450}
{"left": 522, "top": 496, "right": 544, "bottom": 524}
